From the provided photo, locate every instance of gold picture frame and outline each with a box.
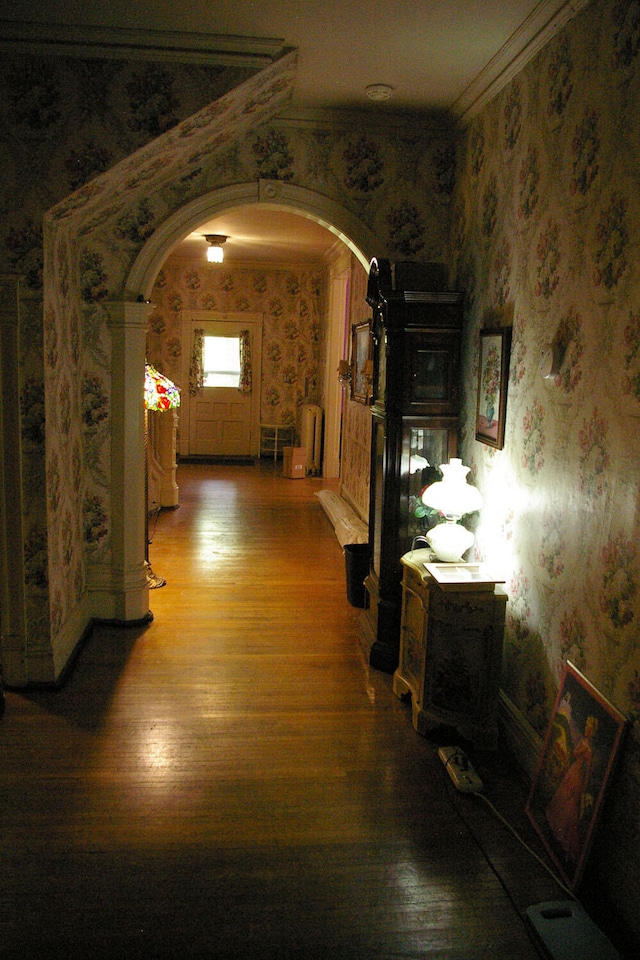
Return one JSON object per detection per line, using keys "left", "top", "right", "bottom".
{"left": 475, "top": 327, "right": 511, "bottom": 449}
{"left": 351, "top": 320, "right": 372, "bottom": 404}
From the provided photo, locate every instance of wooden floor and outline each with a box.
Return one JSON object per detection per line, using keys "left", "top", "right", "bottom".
{"left": 0, "top": 462, "right": 600, "bottom": 959}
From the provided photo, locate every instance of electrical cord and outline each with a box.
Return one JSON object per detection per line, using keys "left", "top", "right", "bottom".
{"left": 474, "top": 792, "right": 575, "bottom": 900}
{"left": 439, "top": 753, "right": 576, "bottom": 953}
{"left": 448, "top": 784, "right": 522, "bottom": 902}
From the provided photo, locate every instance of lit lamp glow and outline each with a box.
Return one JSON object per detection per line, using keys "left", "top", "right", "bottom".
{"left": 409, "top": 454, "right": 430, "bottom": 474}
{"left": 421, "top": 458, "right": 482, "bottom": 562}
{"left": 204, "top": 234, "right": 227, "bottom": 263}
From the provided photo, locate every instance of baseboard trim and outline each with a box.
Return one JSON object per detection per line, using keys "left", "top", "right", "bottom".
{"left": 498, "top": 688, "right": 543, "bottom": 782}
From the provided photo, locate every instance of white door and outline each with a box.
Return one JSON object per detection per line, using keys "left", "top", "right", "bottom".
{"left": 182, "top": 314, "right": 263, "bottom": 458}
{"left": 190, "top": 384, "right": 251, "bottom": 457}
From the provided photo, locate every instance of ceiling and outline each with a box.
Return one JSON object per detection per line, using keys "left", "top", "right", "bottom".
{"left": 3, "top": 1, "right": 587, "bottom": 264}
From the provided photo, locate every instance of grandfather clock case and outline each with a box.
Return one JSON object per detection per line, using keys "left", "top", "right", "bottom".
{"left": 364, "top": 258, "right": 464, "bottom": 673}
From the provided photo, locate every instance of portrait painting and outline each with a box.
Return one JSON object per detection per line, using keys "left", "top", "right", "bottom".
{"left": 526, "top": 662, "right": 627, "bottom": 890}
{"left": 351, "top": 320, "right": 372, "bottom": 404}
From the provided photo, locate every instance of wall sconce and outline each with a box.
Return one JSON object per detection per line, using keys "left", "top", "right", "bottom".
{"left": 204, "top": 234, "right": 227, "bottom": 263}
{"left": 540, "top": 325, "right": 570, "bottom": 381}
{"left": 337, "top": 360, "right": 352, "bottom": 386}
{"left": 540, "top": 340, "right": 563, "bottom": 379}
{"left": 421, "top": 458, "right": 483, "bottom": 562}
{"left": 362, "top": 358, "right": 374, "bottom": 388}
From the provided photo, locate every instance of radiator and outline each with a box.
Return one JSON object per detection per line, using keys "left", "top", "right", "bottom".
{"left": 300, "top": 404, "right": 323, "bottom": 475}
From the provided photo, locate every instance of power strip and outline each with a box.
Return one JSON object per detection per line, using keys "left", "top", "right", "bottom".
{"left": 438, "top": 745, "right": 483, "bottom": 794}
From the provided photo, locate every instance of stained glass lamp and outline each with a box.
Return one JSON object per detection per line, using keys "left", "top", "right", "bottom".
{"left": 144, "top": 363, "right": 181, "bottom": 412}
{"left": 144, "top": 365, "right": 180, "bottom": 588}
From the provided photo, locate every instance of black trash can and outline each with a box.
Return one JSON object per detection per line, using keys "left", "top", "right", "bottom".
{"left": 344, "top": 542, "right": 370, "bottom": 608}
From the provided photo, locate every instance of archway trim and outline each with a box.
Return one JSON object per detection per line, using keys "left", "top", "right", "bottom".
{"left": 126, "top": 181, "right": 375, "bottom": 299}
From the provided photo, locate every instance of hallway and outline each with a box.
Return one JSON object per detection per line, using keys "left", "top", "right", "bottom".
{"left": 2, "top": 462, "right": 564, "bottom": 959}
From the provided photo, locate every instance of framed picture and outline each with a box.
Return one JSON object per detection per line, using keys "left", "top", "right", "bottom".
{"left": 526, "top": 662, "right": 627, "bottom": 890}
{"left": 475, "top": 327, "right": 511, "bottom": 449}
{"left": 351, "top": 320, "right": 372, "bottom": 404}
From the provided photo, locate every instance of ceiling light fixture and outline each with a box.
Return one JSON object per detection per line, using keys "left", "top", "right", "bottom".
{"left": 365, "top": 83, "right": 394, "bottom": 101}
{"left": 204, "top": 234, "right": 227, "bottom": 263}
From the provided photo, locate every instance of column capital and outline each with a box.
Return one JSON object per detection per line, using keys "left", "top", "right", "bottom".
{"left": 105, "top": 299, "right": 154, "bottom": 331}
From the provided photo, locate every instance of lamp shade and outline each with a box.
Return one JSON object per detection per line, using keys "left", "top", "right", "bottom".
{"left": 421, "top": 458, "right": 482, "bottom": 519}
{"left": 144, "top": 364, "right": 180, "bottom": 411}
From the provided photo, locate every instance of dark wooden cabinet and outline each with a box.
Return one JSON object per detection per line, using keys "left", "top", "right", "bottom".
{"left": 364, "top": 258, "right": 463, "bottom": 673}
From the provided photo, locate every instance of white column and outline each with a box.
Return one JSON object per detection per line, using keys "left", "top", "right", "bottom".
{"left": 90, "top": 301, "right": 151, "bottom": 622}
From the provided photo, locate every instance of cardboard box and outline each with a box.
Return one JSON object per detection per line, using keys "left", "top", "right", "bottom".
{"left": 282, "top": 446, "right": 306, "bottom": 479}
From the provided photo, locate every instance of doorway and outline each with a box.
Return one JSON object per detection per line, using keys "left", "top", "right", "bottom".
{"left": 180, "top": 313, "right": 263, "bottom": 459}
{"left": 118, "top": 181, "right": 373, "bottom": 625}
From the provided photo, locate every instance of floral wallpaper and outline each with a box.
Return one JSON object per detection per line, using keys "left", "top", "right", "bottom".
{"left": 0, "top": 51, "right": 257, "bottom": 675}
{"left": 42, "top": 53, "right": 298, "bottom": 658}
{"left": 147, "top": 260, "right": 325, "bottom": 434}
{"left": 454, "top": 0, "right": 640, "bottom": 728}
{"left": 453, "top": 0, "right": 639, "bottom": 927}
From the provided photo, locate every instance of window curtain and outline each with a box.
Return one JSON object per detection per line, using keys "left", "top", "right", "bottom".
{"left": 238, "top": 329, "right": 252, "bottom": 394}
{"left": 189, "top": 328, "right": 205, "bottom": 396}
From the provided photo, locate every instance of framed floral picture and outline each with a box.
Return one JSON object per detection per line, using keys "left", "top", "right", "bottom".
{"left": 476, "top": 327, "right": 511, "bottom": 449}
{"left": 526, "top": 662, "right": 627, "bottom": 891}
{"left": 351, "top": 320, "right": 372, "bottom": 404}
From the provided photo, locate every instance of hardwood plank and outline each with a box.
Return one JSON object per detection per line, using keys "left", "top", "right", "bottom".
{"left": 0, "top": 462, "right": 587, "bottom": 959}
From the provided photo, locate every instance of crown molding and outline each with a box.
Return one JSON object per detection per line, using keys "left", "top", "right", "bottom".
{"left": 0, "top": 20, "right": 285, "bottom": 67}
{"left": 274, "top": 105, "right": 455, "bottom": 133}
{"left": 451, "top": 0, "right": 592, "bottom": 124}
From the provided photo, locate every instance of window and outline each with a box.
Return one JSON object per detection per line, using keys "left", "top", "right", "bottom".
{"left": 203, "top": 336, "right": 241, "bottom": 388}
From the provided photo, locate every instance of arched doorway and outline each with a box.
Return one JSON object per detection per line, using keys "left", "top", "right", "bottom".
{"left": 123, "top": 180, "right": 374, "bottom": 609}
{"left": 126, "top": 181, "right": 372, "bottom": 298}
{"left": 39, "top": 53, "right": 385, "bottom": 685}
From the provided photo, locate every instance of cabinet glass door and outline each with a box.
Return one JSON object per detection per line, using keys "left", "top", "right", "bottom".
{"left": 404, "top": 425, "right": 457, "bottom": 547}
{"left": 371, "top": 418, "right": 386, "bottom": 578}
{"left": 405, "top": 331, "right": 460, "bottom": 414}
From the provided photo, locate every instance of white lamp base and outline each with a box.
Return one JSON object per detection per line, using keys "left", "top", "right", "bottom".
{"left": 426, "top": 521, "right": 474, "bottom": 563}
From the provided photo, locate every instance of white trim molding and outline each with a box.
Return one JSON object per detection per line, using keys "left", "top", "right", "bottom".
{"left": 0, "top": 20, "right": 285, "bottom": 68}
{"left": 127, "top": 181, "right": 374, "bottom": 300}
{"left": 498, "top": 688, "right": 544, "bottom": 781}
{"left": 452, "top": 0, "right": 593, "bottom": 124}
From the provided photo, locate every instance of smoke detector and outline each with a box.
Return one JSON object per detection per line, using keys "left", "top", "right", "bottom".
{"left": 365, "top": 83, "right": 394, "bottom": 101}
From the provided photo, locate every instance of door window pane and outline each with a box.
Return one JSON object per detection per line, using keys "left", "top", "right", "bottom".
{"left": 203, "top": 336, "right": 240, "bottom": 388}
